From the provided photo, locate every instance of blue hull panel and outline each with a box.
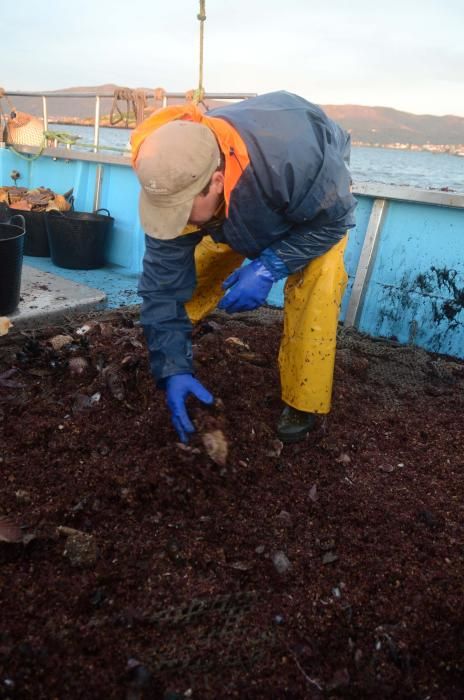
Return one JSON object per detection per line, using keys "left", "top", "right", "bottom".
{"left": 358, "top": 202, "right": 464, "bottom": 356}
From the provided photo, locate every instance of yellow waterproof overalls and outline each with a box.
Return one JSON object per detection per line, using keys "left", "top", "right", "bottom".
{"left": 186, "top": 234, "right": 347, "bottom": 414}
{"left": 132, "top": 104, "right": 348, "bottom": 414}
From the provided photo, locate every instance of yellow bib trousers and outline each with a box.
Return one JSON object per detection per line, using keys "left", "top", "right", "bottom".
{"left": 185, "top": 235, "right": 348, "bottom": 414}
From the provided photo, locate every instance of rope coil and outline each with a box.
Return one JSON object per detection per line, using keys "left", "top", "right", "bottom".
{"left": 109, "top": 87, "right": 147, "bottom": 127}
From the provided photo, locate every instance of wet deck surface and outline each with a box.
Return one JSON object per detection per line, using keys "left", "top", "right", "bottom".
{"left": 8, "top": 258, "right": 141, "bottom": 329}
{"left": 9, "top": 265, "right": 107, "bottom": 329}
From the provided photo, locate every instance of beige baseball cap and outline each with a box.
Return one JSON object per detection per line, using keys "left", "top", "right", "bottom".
{"left": 134, "top": 120, "right": 221, "bottom": 239}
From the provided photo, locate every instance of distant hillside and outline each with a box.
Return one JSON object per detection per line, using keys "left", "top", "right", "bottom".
{"left": 7, "top": 85, "right": 464, "bottom": 146}
{"left": 323, "top": 104, "right": 464, "bottom": 146}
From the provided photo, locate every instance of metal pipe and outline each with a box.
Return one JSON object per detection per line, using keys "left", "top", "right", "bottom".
{"left": 345, "top": 198, "right": 388, "bottom": 327}
{"left": 42, "top": 96, "right": 48, "bottom": 132}
{"left": 94, "top": 96, "right": 101, "bottom": 153}
{"left": 5, "top": 90, "right": 257, "bottom": 100}
{"left": 93, "top": 165, "right": 103, "bottom": 212}
{"left": 92, "top": 96, "right": 103, "bottom": 210}
{"left": 197, "top": 0, "right": 206, "bottom": 96}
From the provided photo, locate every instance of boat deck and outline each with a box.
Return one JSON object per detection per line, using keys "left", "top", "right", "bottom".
{"left": 9, "top": 258, "right": 139, "bottom": 329}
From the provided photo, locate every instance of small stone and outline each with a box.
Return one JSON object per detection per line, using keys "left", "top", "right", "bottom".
{"left": 272, "top": 550, "right": 292, "bottom": 574}
{"left": 308, "top": 484, "right": 318, "bottom": 502}
{"left": 273, "top": 614, "right": 285, "bottom": 625}
{"left": 70, "top": 499, "right": 86, "bottom": 513}
{"left": 255, "top": 545, "right": 265, "bottom": 554}
{"left": 15, "top": 489, "right": 31, "bottom": 504}
{"left": 265, "top": 439, "right": 283, "bottom": 458}
{"left": 225, "top": 336, "right": 250, "bottom": 349}
{"left": 201, "top": 429, "right": 228, "bottom": 466}
{"left": 103, "top": 364, "right": 126, "bottom": 401}
{"left": 120, "top": 488, "right": 133, "bottom": 503}
{"left": 322, "top": 552, "right": 338, "bottom": 565}
{"left": 276, "top": 510, "right": 293, "bottom": 527}
{"left": 69, "top": 357, "right": 88, "bottom": 375}
{"left": 72, "top": 394, "right": 92, "bottom": 412}
{"left": 76, "top": 323, "right": 94, "bottom": 335}
{"left": 58, "top": 528, "right": 98, "bottom": 567}
{"left": 379, "top": 463, "right": 395, "bottom": 473}
{"left": 49, "top": 334, "right": 73, "bottom": 351}
{"left": 230, "top": 560, "right": 253, "bottom": 571}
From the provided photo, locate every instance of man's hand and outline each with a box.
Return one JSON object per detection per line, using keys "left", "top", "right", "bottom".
{"left": 165, "top": 374, "right": 214, "bottom": 443}
{"left": 217, "top": 259, "right": 274, "bottom": 313}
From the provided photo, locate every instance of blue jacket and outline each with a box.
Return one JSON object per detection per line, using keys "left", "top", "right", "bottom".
{"left": 138, "top": 91, "right": 357, "bottom": 382}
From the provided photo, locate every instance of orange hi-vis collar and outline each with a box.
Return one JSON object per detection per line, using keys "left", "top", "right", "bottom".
{"left": 131, "top": 103, "right": 250, "bottom": 215}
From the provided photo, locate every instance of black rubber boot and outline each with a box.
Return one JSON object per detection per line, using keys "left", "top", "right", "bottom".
{"left": 276, "top": 405, "right": 317, "bottom": 444}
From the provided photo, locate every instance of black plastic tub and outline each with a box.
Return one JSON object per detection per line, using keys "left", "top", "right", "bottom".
{"left": 20, "top": 209, "right": 50, "bottom": 256}
{"left": 0, "top": 204, "right": 9, "bottom": 223}
{"left": 1, "top": 208, "right": 49, "bottom": 256}
{"left": 46, "top": 209, "right": 114, "bottom": 270}
{"left": 0, "top": 215, "right": 26, "bottom": 315}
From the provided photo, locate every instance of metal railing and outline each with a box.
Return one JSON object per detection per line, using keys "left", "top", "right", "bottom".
{"left": 2, "top": 90, "right": 257, "bottom": 210}
{"left": 3, "top": 90, "right": 257, "bottom": 152}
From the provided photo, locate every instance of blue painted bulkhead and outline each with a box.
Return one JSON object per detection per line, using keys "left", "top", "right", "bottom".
{"left": 1, "top": 148, "right": 463, "bottom": 359}
{"left": 356, "top": 201, "right": 464, "bottom": 357}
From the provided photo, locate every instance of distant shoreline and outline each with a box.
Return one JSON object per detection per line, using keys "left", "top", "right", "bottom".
{"left": 49, "top": 118, "right": 130, "bottom": 129}
{"left": 47, "top": 119, "right": 464, "bottom": 155}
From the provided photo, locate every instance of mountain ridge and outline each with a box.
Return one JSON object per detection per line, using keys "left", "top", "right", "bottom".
{"left": 6, "top": 85, "right": 464, "bottom": 146}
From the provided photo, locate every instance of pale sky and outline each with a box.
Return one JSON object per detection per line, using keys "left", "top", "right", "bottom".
{"left": 3, "top": 0, "right": 464, "bottom": 117}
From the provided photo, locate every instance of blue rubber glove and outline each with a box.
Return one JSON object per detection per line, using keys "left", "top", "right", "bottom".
{"left": 165, "top": 374, "right": 214, "bottom": 443}
{"left": 217, "top": 259, "right": 274, "bottom": 313}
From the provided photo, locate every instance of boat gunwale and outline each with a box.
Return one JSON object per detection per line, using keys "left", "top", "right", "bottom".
{"left": 3, "top": 144, "right": 464, "bottom": 209}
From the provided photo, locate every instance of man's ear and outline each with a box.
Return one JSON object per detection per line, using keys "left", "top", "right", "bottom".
{"left": 211, "top": 171, "right": 224, "bottom": 194}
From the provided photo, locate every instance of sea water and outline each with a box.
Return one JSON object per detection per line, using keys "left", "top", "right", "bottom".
{"left": 59, "top": 125, "right": 464, "bottom": 193}
{"left": 351, "top": 146, "right": 463, "bottom": 192}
